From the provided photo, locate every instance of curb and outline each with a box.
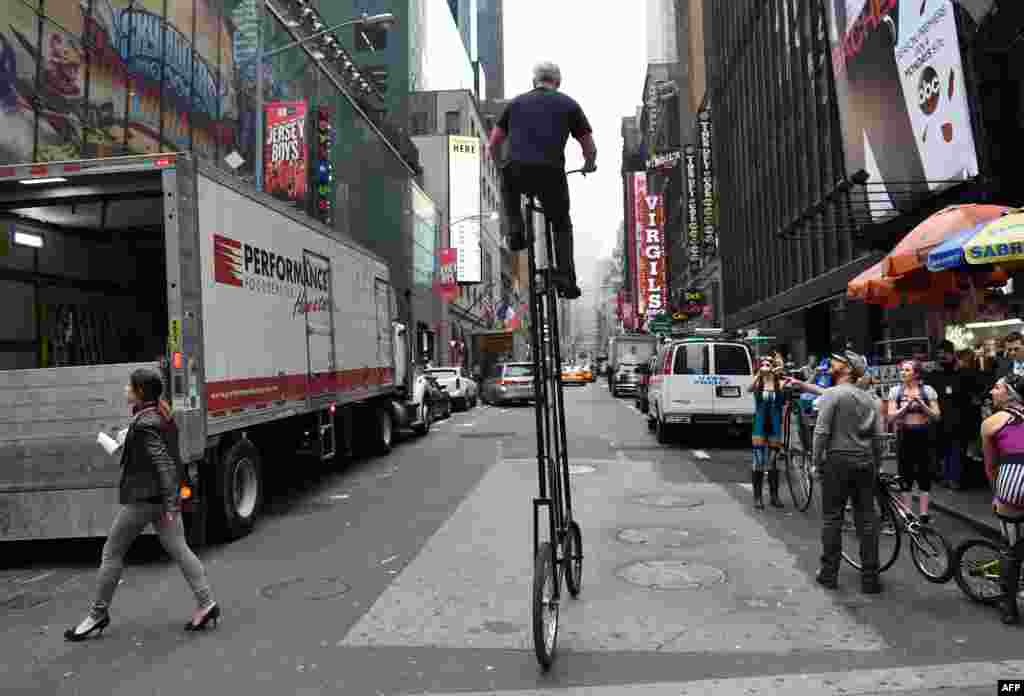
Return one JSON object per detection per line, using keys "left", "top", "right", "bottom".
{"left": 931, "top": 498, "right": 1002, "bottom": 539}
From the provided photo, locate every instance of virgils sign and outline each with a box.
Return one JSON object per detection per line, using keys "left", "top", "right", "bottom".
{"left": 633, "top": 175, "right": 666, "bottom": 321}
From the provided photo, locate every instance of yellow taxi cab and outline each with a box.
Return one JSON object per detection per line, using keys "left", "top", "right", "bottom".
{"left": 580, "top": 365, "right": 594, "bottom": 382}
{"left": 561, "top": 365, "right": 588, "bottom": 386}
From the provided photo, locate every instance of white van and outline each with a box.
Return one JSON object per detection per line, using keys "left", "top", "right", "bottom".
{"left": 645, "top": 337, "right": 755, "bottom": 443}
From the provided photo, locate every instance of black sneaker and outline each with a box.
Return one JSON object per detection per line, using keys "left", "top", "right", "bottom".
{"left": 815, "top": 569, "right": 838, "bottom": 590}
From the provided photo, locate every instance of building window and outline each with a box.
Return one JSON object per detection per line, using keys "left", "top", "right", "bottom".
{"left": 445, "top": 111, "right": 460, "bottom": 135}
{"left": 411, "top": 112, "right": 429, "bottom": 135}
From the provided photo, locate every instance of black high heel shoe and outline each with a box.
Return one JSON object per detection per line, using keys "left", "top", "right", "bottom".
{"left": 185, "top": 604, "right": 220, "bottom": 632}
{"left": 64, "top": 613, "right": 110, "bottom": 642}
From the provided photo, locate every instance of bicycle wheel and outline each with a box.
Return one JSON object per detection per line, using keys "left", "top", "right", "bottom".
{"left": 909, "top": 524, "right": 954, "bottom": 583}
{"left": 784, "top": 447, "right": 814, "bottom": 512}
{"left": 532, "top": 541, "right": 559, "bottom": 670}
{"left": 564, "top": 520, "right": 583, "bottom": 598}
{"left": 953, "top": 538, "right": 1006, "bottom": 605}
{"left": 841, "top": 494, "right": 901, "bottom": 573}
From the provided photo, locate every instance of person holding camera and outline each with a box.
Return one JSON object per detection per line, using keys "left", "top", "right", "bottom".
{"left": 885, "top": 360, "right": 942, "bottom": 523}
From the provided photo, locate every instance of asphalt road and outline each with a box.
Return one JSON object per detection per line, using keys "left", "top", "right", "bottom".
{"left": 2, "top": 381, "right": 1022, "bottom": 695}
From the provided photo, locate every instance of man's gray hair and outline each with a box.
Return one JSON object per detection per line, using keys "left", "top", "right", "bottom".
{"left": 533, "top": 61, "right": 561, "bottom": 87}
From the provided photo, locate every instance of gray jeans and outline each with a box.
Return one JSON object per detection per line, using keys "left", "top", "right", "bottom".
{"left": 91, "top": 503, "right": 213, "bottom": 618}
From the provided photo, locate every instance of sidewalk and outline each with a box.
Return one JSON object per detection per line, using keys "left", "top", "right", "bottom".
{"left": 929, "top": 483, "right": 1001, "bottom": 538}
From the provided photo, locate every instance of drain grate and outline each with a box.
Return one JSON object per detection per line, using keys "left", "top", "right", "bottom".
{"left": 616, "top": 560, "right": 726, "bottom": 590}
{"left": 631, "top": 493, "right": 705, "bottom": 509}
{"left": 260, "top": 576, "right": 351, "bottom": 601}
{"left": 459, "top": 432, "right": 517, "bottom": 439}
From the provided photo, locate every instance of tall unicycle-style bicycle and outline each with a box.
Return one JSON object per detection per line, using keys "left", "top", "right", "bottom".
{"left": 526, "top": 173, "right": 585, "bottom": 671}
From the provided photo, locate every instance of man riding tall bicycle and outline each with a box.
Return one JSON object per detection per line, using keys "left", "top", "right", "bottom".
{"left": 487, "top": 61, "right": 597, "bottom": 300}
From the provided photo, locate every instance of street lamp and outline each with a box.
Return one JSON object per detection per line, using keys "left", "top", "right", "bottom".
{"left": 262, "top": 13, "right": 397, "bottom": 60}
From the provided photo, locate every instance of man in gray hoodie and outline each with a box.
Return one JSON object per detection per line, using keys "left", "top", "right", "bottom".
{"left": 812, "top": 350, "right": 884, "bottom": 594}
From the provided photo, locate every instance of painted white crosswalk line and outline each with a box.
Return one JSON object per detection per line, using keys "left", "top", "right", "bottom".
{"left": 341, "top": 456, "right": 884, "bottom": 653}
{"left": 691, "top": 450, "right": 711, "bottom": 460}
{"left": 415, "top": 659, "right": 1024, "bottom": 696}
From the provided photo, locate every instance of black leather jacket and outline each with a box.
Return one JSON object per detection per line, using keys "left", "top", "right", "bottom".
{"left": 118, "top": 408, "right": 180, "bottom": 513}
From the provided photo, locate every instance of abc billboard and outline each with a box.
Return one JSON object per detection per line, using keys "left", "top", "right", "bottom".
{"left": 827, "top": 0, "right": 978, "bottom": 221}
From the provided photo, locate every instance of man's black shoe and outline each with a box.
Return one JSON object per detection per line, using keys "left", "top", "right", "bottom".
{"left": 815, "top": 569, "right": 838, "bottom": 590}
{"left": 557, "top": 283, "right": 582, "bottom": 300}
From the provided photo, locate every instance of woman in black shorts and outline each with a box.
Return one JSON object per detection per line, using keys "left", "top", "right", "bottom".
{"left": 885, "top": 361, "right": 941, "bottom": 522}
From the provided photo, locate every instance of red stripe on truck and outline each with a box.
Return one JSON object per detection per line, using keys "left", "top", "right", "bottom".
{"left": 207, "top": 367, "right": 395, "bottom": 412}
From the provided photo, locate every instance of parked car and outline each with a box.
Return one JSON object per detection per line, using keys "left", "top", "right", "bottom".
{"left": 424, "top": 367, "right": 478, "bottom": 411}
{"left": 646, "top": 335, "right": 755, "bottom": 443}
{"left": 411, "top": 373, "right": 452, "bottom": 434}
{"left": 481, "top": 362, "right": 536, "bottom": 405}
{"left": 635, "top": 355, "right": 658, "bottom": 413}
{"left": 611, "top": 362, "right": 642, "bottom": 398}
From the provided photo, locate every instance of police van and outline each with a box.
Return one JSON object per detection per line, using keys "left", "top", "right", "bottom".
{"left": 644, "top": 330, "right": 755, "bottom": 443}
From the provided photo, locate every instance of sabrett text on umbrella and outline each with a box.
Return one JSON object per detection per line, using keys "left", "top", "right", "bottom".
{"left": 968, "top": 242, "right": 1024, "bottom": 260}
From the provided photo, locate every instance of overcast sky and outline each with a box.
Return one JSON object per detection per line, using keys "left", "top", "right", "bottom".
{"left": 503, "top": 1, "right": 648, "bottom": 290}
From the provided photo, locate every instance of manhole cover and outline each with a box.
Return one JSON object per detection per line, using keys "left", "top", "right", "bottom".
{"left": 459, "top": 432, "right": 517, "bottom": 439}
{"left": 631, "top": 493, "right": 705, "bottom": 509}
{"left": 1, "top": 592, "right": 52, "bottom": 611}
{"left": 616, "top": 560, "right": 725, "bottom": 590}
{"left": 569, "top": 464, "right": 596, "bottom": 475}
{"left": 260, "top": 577, "right": 351, "bottom": 601}
{"left": 616, "top": 527, "right": 691, "bottom": 547}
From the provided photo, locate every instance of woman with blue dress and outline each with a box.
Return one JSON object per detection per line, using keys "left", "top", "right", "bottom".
{"left": 748, "top": 355, "right": 786, "bottom": 509}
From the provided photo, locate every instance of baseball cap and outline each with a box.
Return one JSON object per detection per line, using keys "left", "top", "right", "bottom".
{"left": 831, "top": 350, "right": 867, "bottom": 376}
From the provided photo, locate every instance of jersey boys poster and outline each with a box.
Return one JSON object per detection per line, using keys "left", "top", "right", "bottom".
{"left": 264, "top": 101, "right": 309, "bottom": 205}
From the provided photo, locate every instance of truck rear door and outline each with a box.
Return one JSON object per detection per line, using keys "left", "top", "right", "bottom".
{"left": 711, "top": 343, "right": 754, "bottom": 417}
{"left": 303, "top": 250, "right": 335, "bottom": 401}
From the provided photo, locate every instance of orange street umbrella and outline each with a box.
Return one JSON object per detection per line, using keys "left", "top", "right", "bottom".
{"left": 847, "top": 261, "right": 885, "bottom": 300}
{"left": 884, "top": 204, "right": 1013, "bottom": 278}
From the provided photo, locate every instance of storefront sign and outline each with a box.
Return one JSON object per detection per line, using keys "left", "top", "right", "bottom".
{"left": 435, "top": 248, "right": 458, "bottom": 302}
{"left": 646, "top": 150, "right": 681, "bottom": 171}
{"left": 449, "top": 136, "right": 482, "bottom": 284}
{"left": 645, "top": 81, "right": 660, "bottom": 157}
{"left": 683, "top": 145, "right": 701, "bottom": 272}
{"left": 827, "top": 1, "right": 979, "bottom": 221}
{"left": 630, "top": 173, "right": 645, "bottom": 323}
{"left": 263, "top": 101, "right": 308, "bottom": 205}
{"left": 698, "top": 107, "right": 716, "bottom": 258}
{"left": 635, "top": 190, "right": 666, "bottom": 319}
{"left": 314, "top": 106, "right": 334, "bottom": 225}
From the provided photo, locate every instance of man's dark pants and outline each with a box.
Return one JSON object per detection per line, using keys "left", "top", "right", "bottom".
{"left": 820, "top": 453, "right": 880, "bottom": 581}
{"left": 500, "top": 161, "right": 576, "bottom": 281}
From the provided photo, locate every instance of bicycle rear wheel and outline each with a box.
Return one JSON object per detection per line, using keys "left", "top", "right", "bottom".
{"left": 841, "top": 494, "right": 900, "bottom": 573}
{"left": 564, "top": 520, "right": 583, "bottom": 598}
{"left": 953, "top": 538, "right": 1006, "bottom": 605}
{"left": 909, "top": 524, "right": 954, "bottom": 583}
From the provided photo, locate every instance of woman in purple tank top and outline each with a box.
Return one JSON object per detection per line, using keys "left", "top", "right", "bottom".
{"left": 981, "top": 374, "right": 1024, "bottom": 624}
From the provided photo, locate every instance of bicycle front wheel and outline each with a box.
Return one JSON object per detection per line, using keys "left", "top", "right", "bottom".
{"left": 909, "top": 524, "right": 954, "bottom": 583}
{"left": 953, "top": 538, "right": 1006, "bottom": 605}
{"left": 784, "top": 447, "right": 814, "bottom": 512}
{"left": 841, "top": 494, "right": 900, "bottom": 573}
{"left": 532, "top": 541, "right": 559, "bottom": 670}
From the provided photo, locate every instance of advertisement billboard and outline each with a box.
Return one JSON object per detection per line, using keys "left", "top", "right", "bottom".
{"left": 698, "top": 107, "right": 717, "bottom": 258}
{"left": 631, "top": 173, "right": 646, "bottom": 322}
{"left": 827, "top": 0, "right": 979, "bottom": 221}
{"left": 435, "top": 248, "right": 459, "bottom": 302}
{"left": 264, "top": 101, "right": 309, "bottom": 205}
{"left": 683, "top": 145, "right": 701, "bottom": 272}
{"left": 448, "top": 135, "right": 482, "bottom": 283}
{"left": 635, "top": 189, "right": 666, "bottom": 320}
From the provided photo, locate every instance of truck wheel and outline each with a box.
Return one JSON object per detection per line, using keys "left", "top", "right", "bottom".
{"left": 373, "top": 406, "right": 394, "bottom": 454}
{"left": 213, "top": 439, "right": 262, "bottom": 541}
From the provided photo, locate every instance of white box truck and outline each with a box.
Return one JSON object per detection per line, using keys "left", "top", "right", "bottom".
{"left": 0, "top": 153, "right": 430, "bottom": 543}
{"left": 607, "top": 334, "right": 660, "bottom": 396}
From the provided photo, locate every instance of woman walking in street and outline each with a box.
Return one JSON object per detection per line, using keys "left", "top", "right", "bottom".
{"left": 981, "top": 374, "right": 1024, "bottom": 624}
{"left": 64, "top": 368, "right": 219, "bottom": 641}
{"left": 884, "top": 360, "right": 941, "bottom": 523}
{"left": 748, "top": 355, "right": 786, "bottom": 510}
